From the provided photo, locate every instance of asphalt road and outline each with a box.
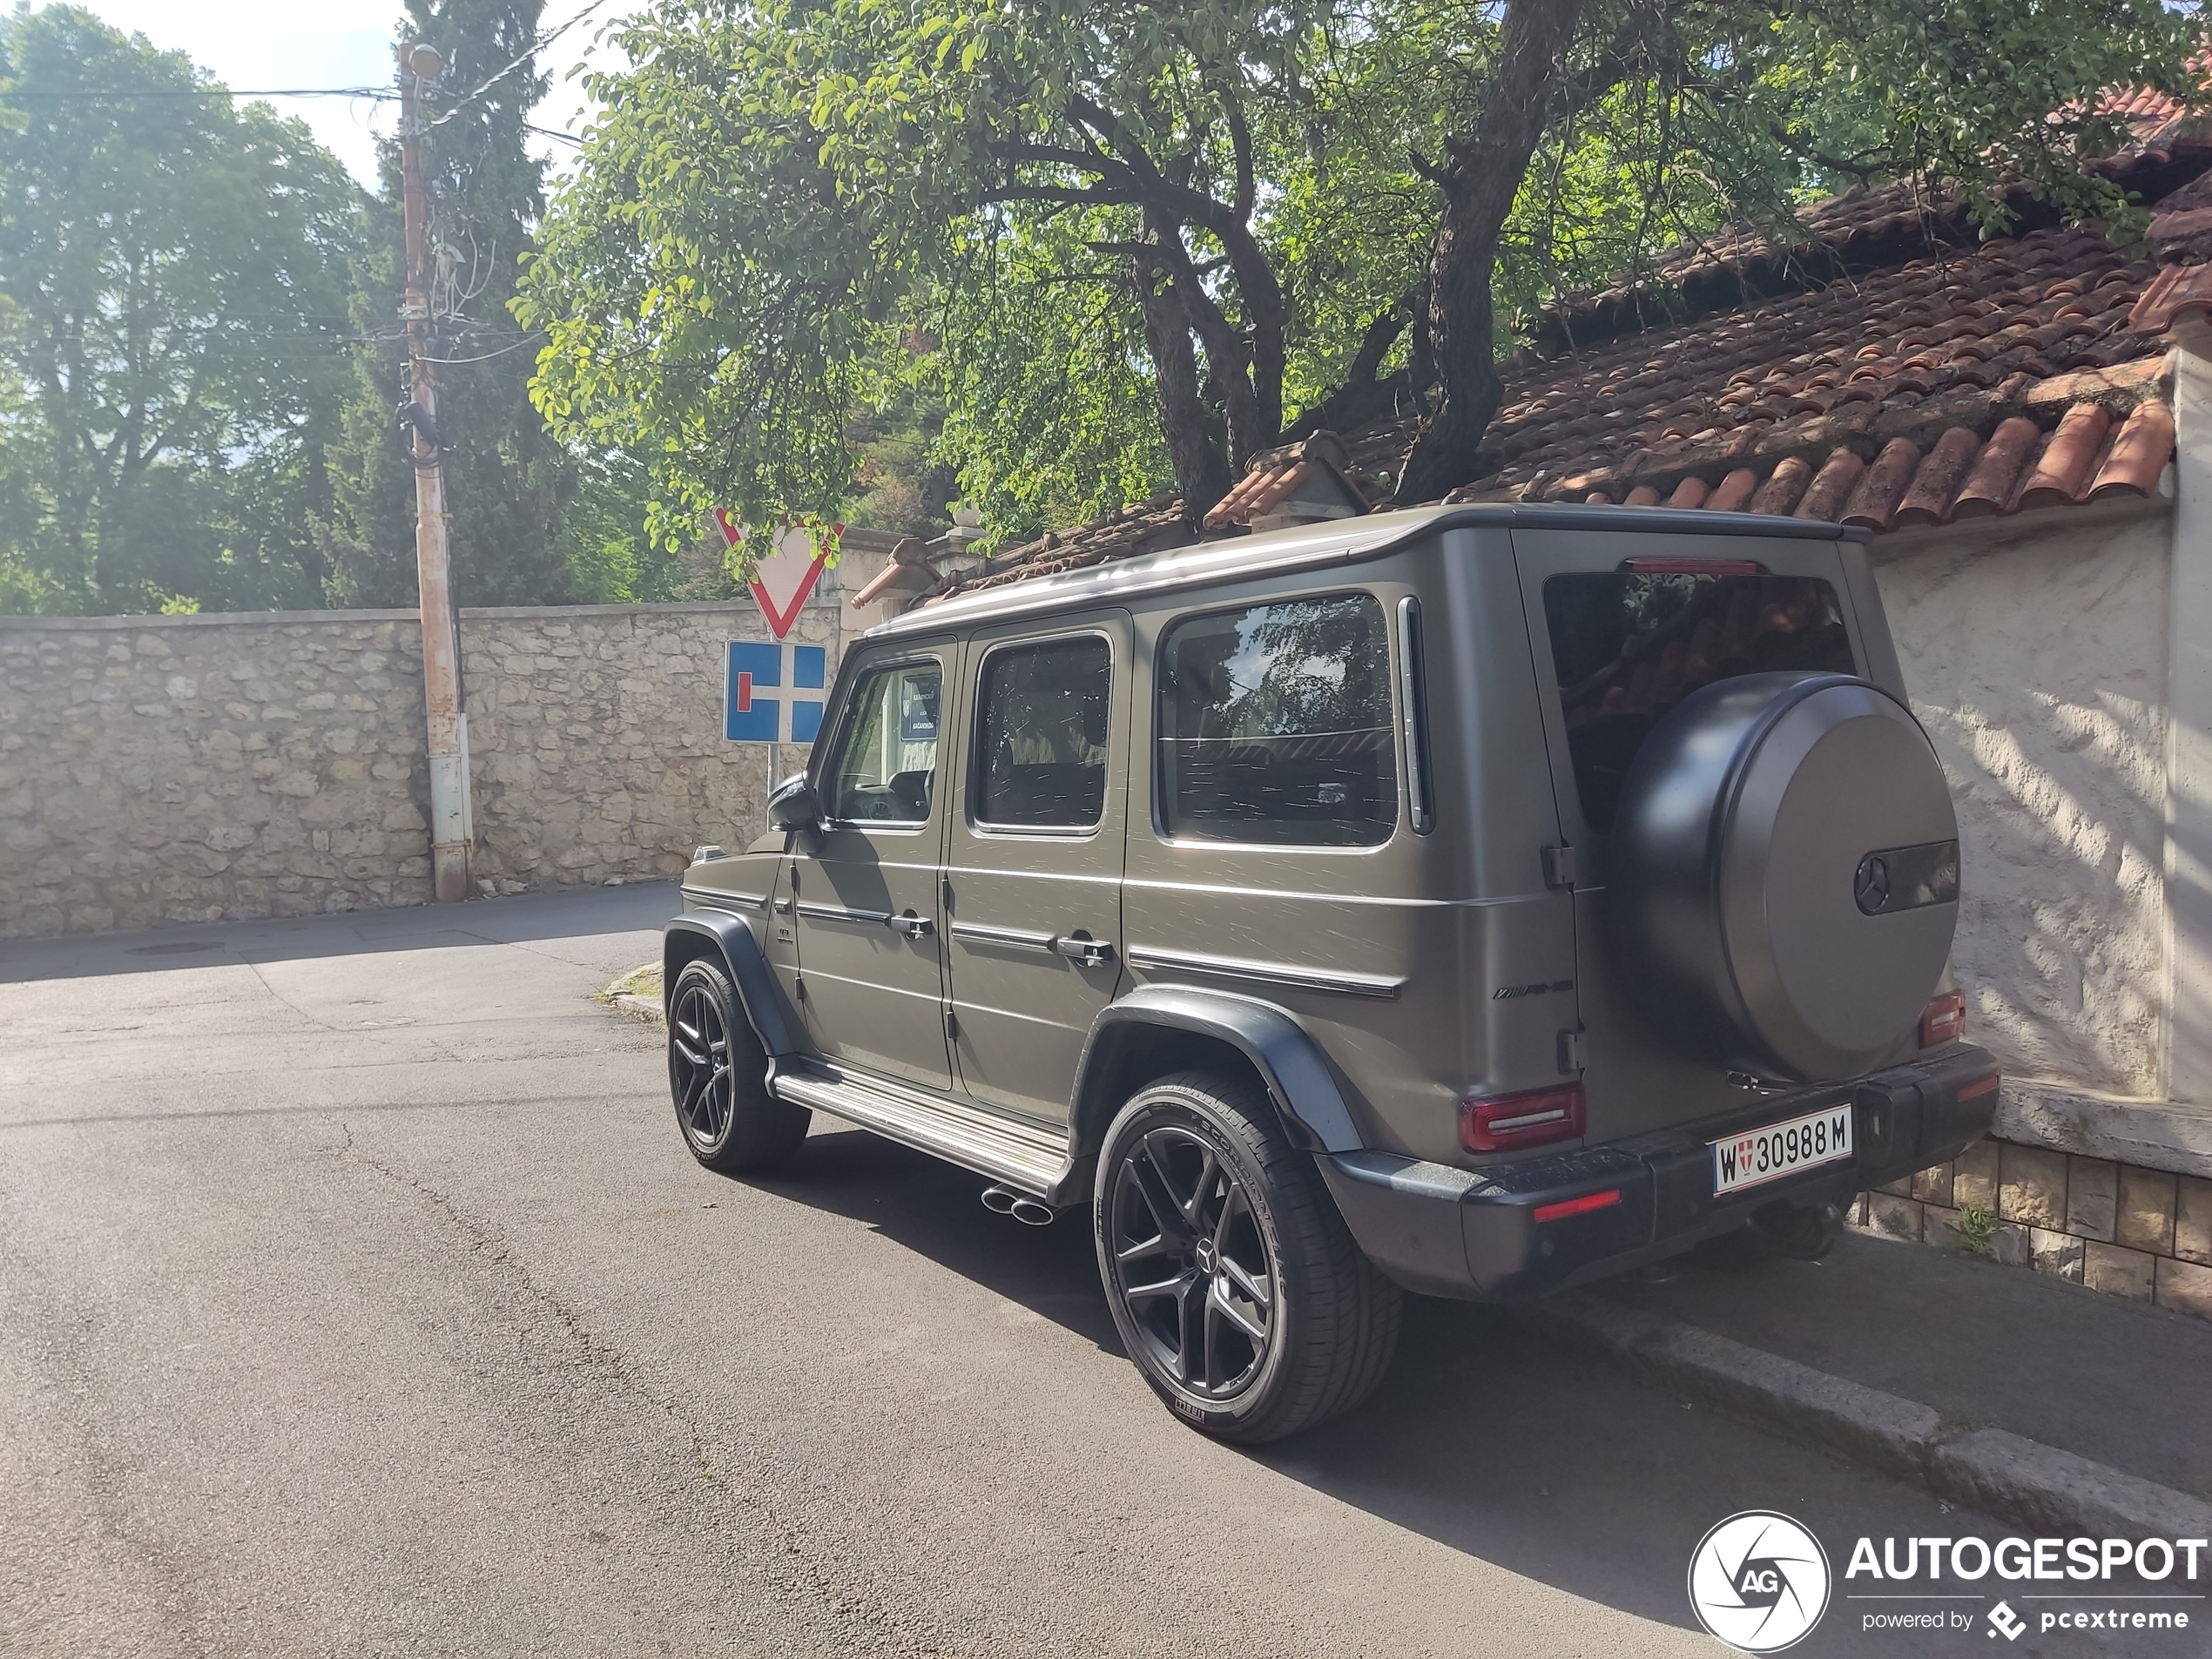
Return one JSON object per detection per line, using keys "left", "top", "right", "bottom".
{"left": 0, "top": 886, "right": 2128, "bottom": 1656}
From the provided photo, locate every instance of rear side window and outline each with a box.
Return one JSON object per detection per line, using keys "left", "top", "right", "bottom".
{"left": 824, "top": 659, "right": 941, "bottom": 824}
{"left": 974, "top": 635, "right": 1111, "bottom": 829}
{"left": 1543, "top": 571, "right": 1854, "bottom": 833}
{"left": 1157, "top": 593, "right": 1397, "bottom": 846}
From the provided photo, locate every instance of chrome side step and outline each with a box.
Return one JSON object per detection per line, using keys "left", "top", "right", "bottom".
{"left": 770, "top": 1060, "right": 1069, "bottom": 1197}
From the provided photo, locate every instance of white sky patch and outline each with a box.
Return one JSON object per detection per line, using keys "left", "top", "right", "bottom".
{"left": 70, "top": 0, "right": 641, "bottom": 185}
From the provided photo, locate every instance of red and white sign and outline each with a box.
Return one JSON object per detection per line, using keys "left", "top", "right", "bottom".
{"left": 712, "top": 511, "right": 833, "bottom": 640}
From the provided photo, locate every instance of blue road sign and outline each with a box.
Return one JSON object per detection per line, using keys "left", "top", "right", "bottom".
{"left": 725, "top": 640, "right": 828, "bottom": 744}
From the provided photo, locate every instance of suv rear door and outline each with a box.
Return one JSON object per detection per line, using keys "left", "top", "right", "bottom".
{"left": 942, "top": 613, "right": 1131, "bottom": 1125}
{"left": 1508, "top": 525, "right": 1878, "bottom": 1143}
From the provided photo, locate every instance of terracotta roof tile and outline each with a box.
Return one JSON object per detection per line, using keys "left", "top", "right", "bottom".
{"left": 2092, "top": 400, "right": 2176, "bottom": 498}
{"left": 1892, "top": 426, "right": 1984, "bottom": 527}
{"left": 2019, "top": 403, "right": 2114, "bottom": 508}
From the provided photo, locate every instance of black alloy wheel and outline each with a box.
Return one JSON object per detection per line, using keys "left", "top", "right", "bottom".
{"left": 664, "top": 956, "right": 810, "bottom": 1173}
{"left": 1106, "top": 1123, "right": 1277, "bottom": 1400}
{"left": 1094, "top": 1072, "right": 1402, "bottom": 1443}
{"left": 669, "top": 971, "right": 735, "bottom": 1152}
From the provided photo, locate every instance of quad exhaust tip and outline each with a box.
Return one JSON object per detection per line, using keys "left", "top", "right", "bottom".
{"left": 981, "top": 1185, "right": 1055, "bottom": 1227}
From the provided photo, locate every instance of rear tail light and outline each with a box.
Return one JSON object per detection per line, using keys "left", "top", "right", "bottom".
{"left": 1460, "top": 1082, "right": 1586, "bottom": 1153}
{"left": 1919, "top": 991, "right": 1966, "bottom": 1049}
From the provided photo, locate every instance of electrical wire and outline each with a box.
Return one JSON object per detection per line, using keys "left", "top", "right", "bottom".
{"left": 428, "top": 0, "right": 618, "bottom": 130}
{"left": 417, "top": 333, "right": 550, "bottom": 365}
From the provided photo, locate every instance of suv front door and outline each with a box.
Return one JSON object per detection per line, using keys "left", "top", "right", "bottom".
{"left": 944, "top": 617, "right": 1130, "bottom": 1123}
{"left": 793, "top": 645, "right": 952, "bottom": 1089}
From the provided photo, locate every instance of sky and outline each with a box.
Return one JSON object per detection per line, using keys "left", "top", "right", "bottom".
{"left": 69, "top": 0, "right": 641, "bottom": 185}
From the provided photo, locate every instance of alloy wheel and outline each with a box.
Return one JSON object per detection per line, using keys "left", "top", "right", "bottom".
{"left": 1105, "top": 1122, "right": 1277, "bottom": 1399}
{"left": 669, "top": 980, "right": 734, "bottom": 1149}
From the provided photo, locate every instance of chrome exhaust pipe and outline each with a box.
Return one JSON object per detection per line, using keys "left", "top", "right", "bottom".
{"left": 981, "top": 1185, "right": 1055, "bottom": 1226}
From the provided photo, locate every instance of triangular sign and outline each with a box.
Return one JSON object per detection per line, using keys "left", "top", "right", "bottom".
{"left": 713, "top": 512, "right": 833, "bottom": 640}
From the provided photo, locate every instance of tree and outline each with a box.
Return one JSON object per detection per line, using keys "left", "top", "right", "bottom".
{"left": 325, "top": 0, "right": 642, "bottom": 609}
{"left": 1391, "top": 0, "right": 2203, "bottom": 502}
{"left": 520, "top": 0, "right": 2200, "bottom": 547}
{"left": 0, "top": 5, "right": 363, "bottom": 614}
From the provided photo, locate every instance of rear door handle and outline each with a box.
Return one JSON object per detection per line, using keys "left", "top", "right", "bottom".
{"left": 1052, "top": 935, "right": 1115, "bottom": 967}
{"left": 892, "top": 913, "right": 935, "bottom": 941}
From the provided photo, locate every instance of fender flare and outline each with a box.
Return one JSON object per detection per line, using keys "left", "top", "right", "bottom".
{"left": 664, "top": 911, "right": 799, "bottom": 1057}
{"left": 1070, "top": 984, "right": 1362, "bottom": 1155}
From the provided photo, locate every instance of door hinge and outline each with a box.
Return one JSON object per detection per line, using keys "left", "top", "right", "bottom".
{"left": 944, "top": 1008, "right": 959, "bottom": 1041}
{"left": 1542, "top": 844, "right": 1578, "bottom": 890}
{"left": 941, "top": 874, "right": 954, "bottom": 913}
{"left": 1557, "top": 1027, "right": 1585, "bottom": 1075}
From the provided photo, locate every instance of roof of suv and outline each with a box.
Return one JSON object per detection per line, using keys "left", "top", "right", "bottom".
{"left": 868, "top": 502, "right": 1861, "bottom": 639}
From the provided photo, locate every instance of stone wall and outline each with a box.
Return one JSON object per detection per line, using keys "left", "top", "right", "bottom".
{"left": 0, "top": 600, "right": 835, "bottom": 940}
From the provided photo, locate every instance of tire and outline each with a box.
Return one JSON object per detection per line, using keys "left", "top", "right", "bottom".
{"left": 666, "top": 956, "right": 810, "bottom": 1173}
{"left": 1093, "top": 1070, "right": 1401, "bottom": 1444}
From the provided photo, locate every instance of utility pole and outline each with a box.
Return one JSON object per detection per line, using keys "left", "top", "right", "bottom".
{"left": 398, "top": 41, "right": 470, "bottom": 904}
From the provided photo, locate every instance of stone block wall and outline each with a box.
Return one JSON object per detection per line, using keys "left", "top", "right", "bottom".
{"left": 1851, "top": 1135, "right": 2212, "bottom": 1321}
{"left": 0, "top": 611, "right": 435, "bottom": 935}
{"left": 0, "top": 600, "right": 833, "bottom": 939}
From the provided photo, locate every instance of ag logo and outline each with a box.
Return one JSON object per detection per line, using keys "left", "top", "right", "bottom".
{"left": 1687, "top": 1511, "right": 1831, "bottom": 1652}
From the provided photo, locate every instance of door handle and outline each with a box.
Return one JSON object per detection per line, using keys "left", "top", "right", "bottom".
{"left": 892, "top": 912, "right": 935, "bottom": 941}
{"left": 1052, "top": 934, "right": 1115, "bottom": 967}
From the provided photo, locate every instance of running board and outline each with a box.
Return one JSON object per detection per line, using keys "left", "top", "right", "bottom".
{"left": 770, "top": 1061, "right": 1069, "bottom": 1197}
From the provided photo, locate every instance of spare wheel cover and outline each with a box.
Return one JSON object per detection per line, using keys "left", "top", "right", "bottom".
{"left": 1613, "top": 672, "right": 1959, "bottom": 1082}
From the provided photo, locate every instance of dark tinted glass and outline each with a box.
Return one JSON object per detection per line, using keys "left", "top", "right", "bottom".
{"left": 825, "top": 660, "right": 940, "bottom": 823}
{"left": 1542, "top": 572, "right": 1855, "bottom": 833}
{"left": 975, "top": 636, "right": 1110, "bottom": 828}
{"left": 1157, "top": 593, "right": 1397, "bottom": 846}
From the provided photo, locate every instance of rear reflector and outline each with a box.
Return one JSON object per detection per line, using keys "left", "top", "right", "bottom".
{"left": 1533, "top": 1189, "right": 1622, "bottom": 1224}
{"left": 1461, "top": 1082, "right": 1586, "bottom": 1153}
{"left": 1959, "top": 1075, "right": 1999, "bottom": 1101}
{"left": 1618, "top": 556, "right": 1768, "bottom": 576}
{"left": 1919, "top": 990, "right": 1966, "bottom": 1049}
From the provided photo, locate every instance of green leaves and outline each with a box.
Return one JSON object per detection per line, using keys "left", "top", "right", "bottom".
{"left": 522, "top": 0, "right": 2205, "bottom": 542}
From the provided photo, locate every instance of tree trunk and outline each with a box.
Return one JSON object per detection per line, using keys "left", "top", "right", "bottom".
{"left": 1132, "top": 219, "right": 1232, "bottom": 522}
{"left": 1397, "top": 0, "right": 1585, "bottom": 505}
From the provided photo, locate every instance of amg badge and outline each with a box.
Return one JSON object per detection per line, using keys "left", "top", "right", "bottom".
{"left": 1493, "top": 979, "right": 1574, "bottom": 1000}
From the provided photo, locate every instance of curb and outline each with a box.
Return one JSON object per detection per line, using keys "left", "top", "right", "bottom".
{"left": 1523, "top": 1293, "right": 2212, "bottom": 1540}
{"left": 610, "top": 991, "right": 664, "bottom": 1026}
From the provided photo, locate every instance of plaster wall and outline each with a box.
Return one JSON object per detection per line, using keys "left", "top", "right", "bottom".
{"left": 1874, "top": 507, "right": 2173, "bottom": 1097}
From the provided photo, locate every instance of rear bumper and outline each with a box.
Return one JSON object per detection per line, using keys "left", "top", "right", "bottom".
{"left": 1317, "top": 1043, "right": 2000, "bottom": 1301}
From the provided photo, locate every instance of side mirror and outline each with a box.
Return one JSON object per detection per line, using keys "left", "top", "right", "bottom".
{"left": 767, "top": 772, "right": 823, "bottom": 833}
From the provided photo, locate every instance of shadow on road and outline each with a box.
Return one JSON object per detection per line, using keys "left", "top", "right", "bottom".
{"left": 0, "top": 881, "right": 679, "bottom": 982}
{"left": 733, "top": 1125, "right": 1948, "bottom": 1645}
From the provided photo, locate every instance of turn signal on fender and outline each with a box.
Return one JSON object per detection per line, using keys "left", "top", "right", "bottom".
{"left": 1460, "top": 1082, "right": 1586, "bottom": 1153}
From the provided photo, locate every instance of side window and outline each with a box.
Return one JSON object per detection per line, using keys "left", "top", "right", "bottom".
{"left": 1157, "top": 592, "right": 1397, "bottom": 846}
{"left": 974, "top": 635, "right": 1111, "bottom": 829}
{"left": 823, "top": 658, "right": 941, "bottom": 825}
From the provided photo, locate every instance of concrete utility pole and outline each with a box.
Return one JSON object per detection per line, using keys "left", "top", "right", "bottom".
{"left": 398, "top": 41, "right": 471, "bottom": 904}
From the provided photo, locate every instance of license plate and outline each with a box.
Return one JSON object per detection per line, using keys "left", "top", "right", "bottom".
{"left": 1712, "top": 1103, "right": 1854, "bottom": 1197}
